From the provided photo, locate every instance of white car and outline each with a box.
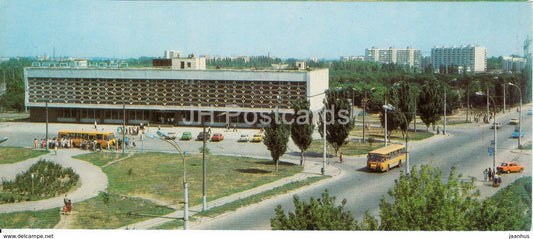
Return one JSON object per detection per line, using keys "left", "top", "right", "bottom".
{"left": 238, "top": 134, "right": 249, "bottom": 142}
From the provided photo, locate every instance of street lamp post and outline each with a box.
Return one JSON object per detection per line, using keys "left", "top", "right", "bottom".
{"left": 322, "top": 97, "right": 327, "bottom": 175}
{"left": 46, "top": 101, "right": 49, "bottom": 151}
{"left": 508, "top": 82, "right": 522, "bottom": 148}
{"left": 383, "top": 104, "right": 409, "bottom": 174}
{"left": 202, "top": 121, "right": 207, "bottom": 211}
{"left": 361, "top": 88, "right": 375, "bottom": 143}
{"left": 146, "top": 133, "right": 189, "bottom": 230}
{"left": 442, "top": 89, "right": 446, "bottom": 135}
{"left": 476, "top": 92, "right": 497, "bottom": 172}
{"left": 384, "top": 98, "right": 388, "bottom": 147}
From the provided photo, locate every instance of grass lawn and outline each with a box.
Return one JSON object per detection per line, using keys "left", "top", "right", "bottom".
{"left": 0, "top": 208, "right": 60, "bottom": 229}
{"left": 69, "top": 192, "right": 175, "bottom": 229}
{"left": 0, "top": 147, "right": 49, "bottom": 164}
{"left": 103, "top": 152, "right": 303, "bottom": 206}
{"left": 155, "top": 176, "right": 328, "bottom": 230}
{"left": 73, "top": 151, "right": 131, "bottom": 167}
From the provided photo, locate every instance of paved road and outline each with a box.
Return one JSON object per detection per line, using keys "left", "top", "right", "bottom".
{"left": 0, "top": 105, "right": 530, "bottom": 229}
{"left": 0, "top": 149, "right": 108, "bottom": 213}
{"left": 189, "top": 106, "right": 533, "bottom": 230}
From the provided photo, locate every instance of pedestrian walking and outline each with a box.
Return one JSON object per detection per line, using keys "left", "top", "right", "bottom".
{"left": 488, "top": 168, "right": 493, "bottom": 181}
{"left": 339, "top": 152, "right": 344, "bottom": 164}
{"left": 483, "top": 168, "right": 488, "bottom": 182}
{"left": 63, "top": 195, "right": 69, "bottom": 214}
{"left": 66, "top": 199, "right": 72, "bottom": 215}
{"left": 94, "top": 121, "right": 98, "bottom": 131}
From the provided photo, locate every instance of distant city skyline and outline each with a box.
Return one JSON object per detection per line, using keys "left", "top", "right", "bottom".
{"left": 1, "top": 1, "right": 531, "bottom": 59}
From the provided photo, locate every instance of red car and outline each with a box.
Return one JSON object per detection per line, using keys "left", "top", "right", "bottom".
{"left": 497, "top": 162, "right": 525, "bottom": 174}
{"left": 211, "top": 133, "right": 224, "bottom": 142}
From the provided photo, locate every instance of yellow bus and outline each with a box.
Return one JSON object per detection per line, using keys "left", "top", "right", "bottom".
{"left": 58, "top": 130, "right": 115, "bottom": 149}
{"left": 367, "top": 144, "right": 406, "bottom": 172}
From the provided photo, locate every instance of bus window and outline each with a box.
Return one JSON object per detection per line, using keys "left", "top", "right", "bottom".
{"left": 96, "top": 134, "right": 103, "bottom": 140}
{"left": 82, "top": 134, "right": 88, "bottom": 140}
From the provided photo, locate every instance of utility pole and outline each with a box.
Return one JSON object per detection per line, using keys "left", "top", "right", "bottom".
{"left": 442, "top": 89, "right": 446, "bottom": 135}
{"left": 202, "top": 120, "right": 207, "bottom": 211}
{"left": 122, "top": 101, "right": 125, "bottom": 155}
{"left": 322, "top": 97, "right": 327, "bottom": 175}
{"left": 466, "top": 84, "right": 470, "bottom": 123}
{"left": 46, "top": 101, "right": 49, "bottom": 151}
{"left": 384, "top": 97, "right": 388, "bottom": 147}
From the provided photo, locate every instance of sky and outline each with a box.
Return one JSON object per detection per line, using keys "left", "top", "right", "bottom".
{"left": 0, "top": 0, "right": 531, "bottom": 60}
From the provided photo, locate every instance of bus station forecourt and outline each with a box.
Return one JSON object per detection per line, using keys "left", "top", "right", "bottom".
{"left": 0, "top": 105, "right": 531, "bottom": 229}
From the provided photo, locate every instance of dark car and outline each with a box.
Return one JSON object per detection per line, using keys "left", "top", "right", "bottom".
{"left": 196, "top": 132, "right": 211, "bottom": 141}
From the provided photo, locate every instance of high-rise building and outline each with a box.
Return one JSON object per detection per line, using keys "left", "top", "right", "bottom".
{"left": 431, "top": 45, "right": 486, "bottom": 73}
{"left": 502, "top": 56, "right": 527, "bottom": 73}
{"left": 364, "top": 47, "right": 421, "bottom": 69}
{"left": 164, "top": 50, "right": 182, "bottom": 59}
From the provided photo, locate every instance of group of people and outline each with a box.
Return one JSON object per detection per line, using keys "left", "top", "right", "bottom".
{"left": 34, "top": 138, "right": 73, "bottom": 150}
{"left": 225, "top": 123, "right": 238, "bottom": 132}
{"left": 473, "top": 113, "right": 494, "bottom": 124}
{"left": 483, "top": 168, "right": 502, "bottom": 186}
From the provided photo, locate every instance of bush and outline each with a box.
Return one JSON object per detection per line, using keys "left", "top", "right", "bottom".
{"left": 0, "top": 160, "right": 80, "bottom": 203}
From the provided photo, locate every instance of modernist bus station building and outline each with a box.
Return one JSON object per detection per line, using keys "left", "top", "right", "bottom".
{"left": 24, "top": 57, "right": 328, "bottom": 127}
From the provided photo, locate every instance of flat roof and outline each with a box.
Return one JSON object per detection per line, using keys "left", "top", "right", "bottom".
{"left": 368, "top": 144, "right": 405, "bottom": 154}
{"left": 25, "top": 67, "right": 328, "bottom": 83}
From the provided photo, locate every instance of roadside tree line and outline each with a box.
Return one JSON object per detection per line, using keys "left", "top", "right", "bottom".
{"left": 271, "top": 166, "right": 532, "bottom": 231}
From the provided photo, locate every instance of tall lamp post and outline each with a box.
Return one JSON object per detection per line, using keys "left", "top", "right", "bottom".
{"left": 443, "top": 88, "right": 447, "bottom": 135}
{"left": 361, "top": 88, "right": 375, "bottom": 143}
{"left": 476, "top": 92, "right": 497, "bottom": 172}
{"left": 508, "top": 82, "right": 522, "bottom": 148}
{"left": 146, "top": 133, "right": 189, "bottom": 230}
{"left": 383, "top": 104, "right": 410, "bottom": 174}
{"left": 322, "top": 97, "right": 327, "bottom": 175}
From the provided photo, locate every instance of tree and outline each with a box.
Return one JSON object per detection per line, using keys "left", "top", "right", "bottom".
{"left": 271, "top": 190, "right": 356, "bottom": 230}
{"left": 318, "top": 88, "right": 354, "bottom": 156}
{"left": 263, "top": 112, "right": 290, "bottom": 172}
{"left": 417, "top": 79, "right": 444, "bottom": 131}
{"left": 379, "top": 87, "right": 404, "bottom": 138}
{"left": 290, "top": 98, "right": 314, "bottom": 166}
{"left": 379, "top": 165, "right": 480, "bottom": 230}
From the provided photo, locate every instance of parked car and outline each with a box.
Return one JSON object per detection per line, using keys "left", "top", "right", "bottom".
{"left": 509, "top": 118, "right": 519, "bottom": 125}
{"left": 196, "top": 132, "right": 211, "bottom": 141}
{"left": 238, "top": 134, "right": 249, "bottom": 142}
{"left": 251, "top": 134, "right": 263, "bottom": 142}
{"left": 180, "top": 132, "right": 192, "bottom": 140}
{"left": 211, "top": 133, "right": 224, "bottom": 142}
{"left": 512, "top": 126, "right": 525, "bottom": 138}
{"left": 156, "top": 130, "right": 176, "bottom": 140}
{"left": 497, "top": 162, "right": 524, "bottom": 174}
{"left": 491, "top": 122, "right": 502, "bottom": 129}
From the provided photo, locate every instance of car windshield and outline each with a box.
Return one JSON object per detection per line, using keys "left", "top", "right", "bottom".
{"left": 241, "top": 135, "right": 248, "bottom": 137}
{"left": 501, "top": 163, "right": 508, "bottom": 166}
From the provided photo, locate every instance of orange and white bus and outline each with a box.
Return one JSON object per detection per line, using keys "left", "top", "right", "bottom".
{"left": 58, "top": 130, "right": 116, "bottom": 149}
{"left": 367, "top": 144, "right": 406, "bottom": 172}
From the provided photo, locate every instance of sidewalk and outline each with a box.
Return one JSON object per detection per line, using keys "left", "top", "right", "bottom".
{"left": 119, "top": 155, "right": 342, "bottom": 230}
{"left": 0, "top": 149, "right": 108, "bottom": 214}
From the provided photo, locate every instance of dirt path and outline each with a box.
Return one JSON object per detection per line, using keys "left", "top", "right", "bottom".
{"left": 54, "top": 210, "right": 76, "bottom": 229}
